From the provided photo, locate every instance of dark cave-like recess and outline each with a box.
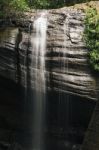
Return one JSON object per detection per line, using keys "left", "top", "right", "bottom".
{"left": 0, "top": 75, "right": 96, "bottom": 150}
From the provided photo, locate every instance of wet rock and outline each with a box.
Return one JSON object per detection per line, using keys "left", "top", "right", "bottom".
{"left": 72, "top": 144, "right": 80, "bottom": 150}
{"left": 0, "top": 8, "right": 97, "bottom": 100}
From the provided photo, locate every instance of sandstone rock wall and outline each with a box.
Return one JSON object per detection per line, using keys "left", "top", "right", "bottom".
{"left": 0, "top": 28, "right": 18, "bottom": 81}
{"left": 0, "top": 8, "right": 97, "bottom": 100}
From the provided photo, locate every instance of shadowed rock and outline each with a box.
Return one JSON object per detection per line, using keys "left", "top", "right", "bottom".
{"left": 0, "top": 8, "right": 97, "bottom": 101}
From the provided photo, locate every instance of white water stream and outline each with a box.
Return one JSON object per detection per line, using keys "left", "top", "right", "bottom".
{"left": 31, "top": 11, "right": 48, "bottom": 150}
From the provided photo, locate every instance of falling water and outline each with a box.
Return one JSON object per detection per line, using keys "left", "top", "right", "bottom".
{"left": 57, "top": 15, "right": 70, "bottom": 133}
{"left": 64, "top": 16, "right": 69, "bottom": 129}
{"left": 31, "top": 11, "right": 48, "bottom": 150}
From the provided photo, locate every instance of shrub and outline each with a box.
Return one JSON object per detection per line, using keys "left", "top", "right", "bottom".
{"left": 0, "top": 0, "right": 28, "bottom": 18}
{"left": 84, "top": 8, "right": 99, "bottom": 72}
{"left": 10, "top": 0, "right": 28, "bottom": 11}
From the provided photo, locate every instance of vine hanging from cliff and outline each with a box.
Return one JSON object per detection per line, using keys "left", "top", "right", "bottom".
{"left": 84, "top": 8, "right": 99, "bottom": 72}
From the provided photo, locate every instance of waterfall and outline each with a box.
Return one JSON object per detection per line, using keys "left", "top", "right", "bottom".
{"left": 58, "top": 16, "right": 70, "bottom": 132}
{"left": 31, "top": 11, "right": 48, "bottom": 150}
{"left": 33, "top": 12, "right": 47, "bottom": 92}
{"left": 64, "top": 16, "right": 69, "bottom": 129}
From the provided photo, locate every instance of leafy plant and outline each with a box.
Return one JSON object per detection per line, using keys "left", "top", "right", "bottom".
{"left": 30, "top": 0, "right": 50, "bottom": 9}
{"left": 84, "top": 8, "right": 99, "bottom": 72}
{"left": 0, "top": 0, "right": 28, "bottom": 18}
{"left": 10, "top": 0, "right": 28, "bottom": 11}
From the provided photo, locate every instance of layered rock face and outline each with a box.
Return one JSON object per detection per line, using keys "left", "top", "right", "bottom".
{"left": 0, "top": 8, "right": 97, "bottom": 100}
{"left": 0, "top": 28, "right": 18, "bottom": 81}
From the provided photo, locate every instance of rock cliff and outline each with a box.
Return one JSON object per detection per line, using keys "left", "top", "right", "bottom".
{"left": 0, "top": 8, "right": 97, "bottom": 100}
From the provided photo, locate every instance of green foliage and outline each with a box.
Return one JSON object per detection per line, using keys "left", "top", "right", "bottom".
{"left": 84, "top": 8, "right": 99, "bottom": 72}
{"left": 10, "top": 0, "right": 28, "bottom": 11}
{"left": 0, "top": 0, "right": 98, "bottom": 13}
{"left": 26, "top": 0, "right": 92, "bottom": 9}
{"left": 26, "top": 0, "right": 63, "bottom": 9}
{"left": 0, "top": 0, "right": 28, "bottom": 18}
{"left": 29, "top": 0, "right": 50, "bottom": 9}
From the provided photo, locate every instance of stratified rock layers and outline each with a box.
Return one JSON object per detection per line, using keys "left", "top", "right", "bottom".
{"left": 0, "top": 8, "right": 97, "bottom": 100}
